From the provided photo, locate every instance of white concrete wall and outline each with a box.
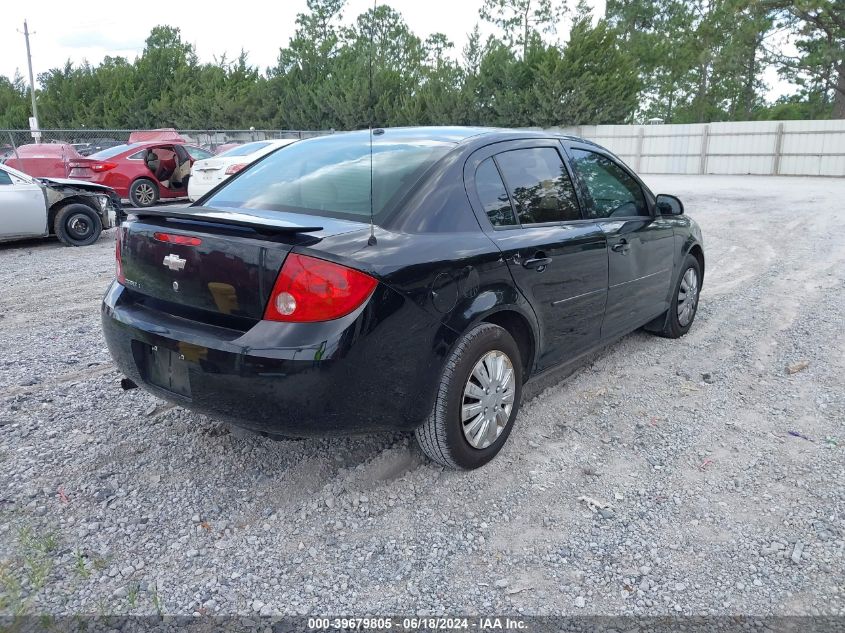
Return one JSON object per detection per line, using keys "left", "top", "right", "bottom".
{"left": 535, "top": 120, "right": 845, "bottom": 176}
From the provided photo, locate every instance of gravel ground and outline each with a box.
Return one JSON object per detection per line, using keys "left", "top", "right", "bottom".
{"left": 0, "top": 175, "right": 843, "bottom": 618}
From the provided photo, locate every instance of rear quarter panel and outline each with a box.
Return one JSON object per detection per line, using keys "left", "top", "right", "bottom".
{"left": 308, "top": 224, "right": 538, "bottom": 420}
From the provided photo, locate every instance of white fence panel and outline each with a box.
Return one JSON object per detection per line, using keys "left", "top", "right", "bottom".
{"left": 536, "top": 119, "right": 845, "bottom": 177}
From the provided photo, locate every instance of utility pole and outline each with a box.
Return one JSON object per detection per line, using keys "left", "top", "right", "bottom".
{"left": 21, "top": 20, "right": 40, "bottom": 142}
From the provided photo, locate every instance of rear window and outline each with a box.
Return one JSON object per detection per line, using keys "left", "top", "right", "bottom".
{"left": 218, "top": 142, "right": 272, "bottom": 157}
{"left": 205, "top": 134, "right": 453, "bottom": 223}
{"left": 476, "top": 158, "right": 517, "bottom": 227}
{"left": 90, "top": 144, "right": 138, "bottom": 159}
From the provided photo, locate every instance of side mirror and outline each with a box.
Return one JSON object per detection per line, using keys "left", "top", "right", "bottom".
{"left": 656, "top": 194, "right": 684, "bottom": 216}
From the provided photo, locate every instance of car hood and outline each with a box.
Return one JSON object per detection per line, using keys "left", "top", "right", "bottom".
{"left": 38, "top": 177, "right": 116, "bottom": 193}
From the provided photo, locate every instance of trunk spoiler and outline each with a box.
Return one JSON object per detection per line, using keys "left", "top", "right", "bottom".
{"left": 131, "top": 207, "right": 323, "bottom": 235}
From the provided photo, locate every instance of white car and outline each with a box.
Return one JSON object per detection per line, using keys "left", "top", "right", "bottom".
{"left": 0, "top": 162, "right": 121, "bottom": 246}
{"left": 188, "top": 139, "right": 297, "bottom": 201}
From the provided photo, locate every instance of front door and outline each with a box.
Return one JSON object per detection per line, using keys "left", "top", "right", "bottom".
{"left": 0, "top": 168, "right": 47, "bottom": 239}
{"left": 465, "top": 141, "right": 608, "bottom": 372}
{"left": 564, "top": 143, "right": 675, "bottom": 340}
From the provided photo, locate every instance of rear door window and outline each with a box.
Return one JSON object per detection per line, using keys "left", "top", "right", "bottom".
{"left": 494, "top": 148, "right": 581, "bottom": 224}
{"left": 475, "top": 158, "right": 517, "bottom": 227}
{"left": 0, "top": 170, "right": 12, "bottom": 185}
{"left": 569, "top": 149, "right": 649, "bottom": 218}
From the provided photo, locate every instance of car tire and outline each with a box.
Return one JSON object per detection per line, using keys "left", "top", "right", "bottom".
{"left": 656, "top": 253, "right": 702, "bottom": 338}
{"left": 129, "top": 178, "right": 159, "bottom": 208}
{"left": 415, "top": 323, "right": 523, "bottom": 469}
{"left": 54, "top": 203, "right": 102, "bottom": 247}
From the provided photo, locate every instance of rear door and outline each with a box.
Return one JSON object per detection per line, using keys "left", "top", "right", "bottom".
{"left": 0, "top": 168, "right": 47, "bottom": 238}
{"left": 563, "top": 141, "right": 675, "bottom": 340}
{"left": 465, "top": 140, "right": 608, "bottom": 372}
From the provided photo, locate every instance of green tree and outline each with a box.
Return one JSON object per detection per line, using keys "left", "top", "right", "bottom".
{"left": 480, "top": 0, "right": 567, "bottom": 58}
{"left": 0, "top": 73, "right": 29, "bottom": 128}
{"left": 22, "top": 0, "right": 833, "bottom": 132}
{"left": 763, "top": 1, "right": 844, "bottom": 118}
{"left": 541, "top": 2, "right": 640, "bottom": 125}
{"left": 608, "top": 0, "right": 773, "bottom": 123}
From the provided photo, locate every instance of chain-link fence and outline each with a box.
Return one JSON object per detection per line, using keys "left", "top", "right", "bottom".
{"left": 0, "top": 128, "right": 333, "bottom": 163}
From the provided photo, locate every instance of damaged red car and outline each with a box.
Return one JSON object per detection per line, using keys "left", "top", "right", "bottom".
{"left": 67, "top": 141, "right": 214, "bottom": 208}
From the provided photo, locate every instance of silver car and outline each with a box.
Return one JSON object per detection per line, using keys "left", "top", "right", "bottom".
{"left": 0, "top": 162, "right": 121, "bottom": 246}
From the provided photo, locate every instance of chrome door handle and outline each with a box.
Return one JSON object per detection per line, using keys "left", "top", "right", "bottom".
{"left": 523, "top": 257, "right": 552, "bottom": 270}
{"left": 611, "top": 240, "right": 630, "bottom": 254}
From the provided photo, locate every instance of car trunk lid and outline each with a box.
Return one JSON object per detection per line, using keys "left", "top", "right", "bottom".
{"left": 118, "top": 206, "right": 364, "bottom": 321}
{"left": 192, "top": 159, "right": 225, "bottom": 172}
{"left": 67, "top": 157, "right": 105, "bottom": 180}
{"left": 191, "top": 159, "right": 229, "bottom": 188}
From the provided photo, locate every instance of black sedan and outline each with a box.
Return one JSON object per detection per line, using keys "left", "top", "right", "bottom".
{"left": 102, "top": 127, "right": 704, "bottom": 469}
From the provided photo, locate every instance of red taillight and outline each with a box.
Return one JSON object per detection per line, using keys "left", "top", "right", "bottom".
{"left": 225, "top": 163, "right": 247, "bottom": 175}
{"left": 153, "top": 232, "right": 202, "bottom": 246}
{"left": 115, "top": 227, "right": 125, "bottom": 284}
{"left": 264, "top": 254, "right": 377, "bottom": 322}
{"left": 90, "top": 162, "right": 117, "bottom": 173}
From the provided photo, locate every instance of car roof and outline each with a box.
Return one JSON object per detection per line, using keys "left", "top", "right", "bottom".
{"left": 299, "top": 126, "right": 592, "bottom": 148}
{"left": 11, "top": 143, "right": 80, "bottom": 156}
{"left": 306, "top": 126, "right": 491, "bottom": 145}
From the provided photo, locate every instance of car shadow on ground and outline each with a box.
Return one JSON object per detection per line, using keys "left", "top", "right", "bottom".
{"left": 0, "top": 229, "right": 119, "bottom": 252}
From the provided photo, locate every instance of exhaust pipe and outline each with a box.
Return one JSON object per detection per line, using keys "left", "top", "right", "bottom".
{"left": 120, "top": 378, "right": 138, "bottom": 391}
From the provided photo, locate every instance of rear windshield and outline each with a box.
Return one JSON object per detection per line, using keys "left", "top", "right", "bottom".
{"left": 90, "top": 144, "right": 139, "bottom": 159}
{"left": 218, "top": 141, "right": 272, "bottom": 157}
{"left": 205, "top": 134, "right": 453, "bottom": 223}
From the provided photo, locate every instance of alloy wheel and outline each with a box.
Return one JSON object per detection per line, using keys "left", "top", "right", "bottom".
{"left": 677, "top": 267, "right": 699, "bottom": 327}
{"left": 461, "top": 350, "right": 516, "bottom": 449}
{"left": 136, "top": 183, "right": 155, "bottom": 206}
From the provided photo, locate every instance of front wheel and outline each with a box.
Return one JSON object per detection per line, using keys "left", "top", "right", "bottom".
{"left": 54, "top": 203, "right": 102, "bottom": 247}
{"left": 415, "top": 323, "right": 523, "bottom": 469}
{"left": 655, "top": 254, "right": 701, "bottom": 338}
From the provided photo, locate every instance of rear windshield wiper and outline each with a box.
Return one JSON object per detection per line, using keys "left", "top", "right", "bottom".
{"left": 131, "top": 207, "right": 323, "bottom": 235}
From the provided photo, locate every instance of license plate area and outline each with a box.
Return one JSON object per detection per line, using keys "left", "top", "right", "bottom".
{"left": 138, "top": 343, "right": 192, "bottom": 398}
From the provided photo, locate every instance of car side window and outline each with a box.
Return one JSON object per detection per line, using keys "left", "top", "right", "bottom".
{"left": 475, "top": 158, "right": 517, "bottom": 227}
{"left": 186, "top": 146, "right": 213, "bottom": 160}
{"left": 0, "top": 170, "right": 12, "bottom": 186}
{"left": 494, "top": 148, "right": 581, "bottom": 224}
{"left": 570, "top": 149, "right": 649, "bottom": 218}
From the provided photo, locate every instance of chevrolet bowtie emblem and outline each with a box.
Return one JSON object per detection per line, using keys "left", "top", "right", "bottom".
{"left": 163, "top": 254, "right": 186, "bottom": 271}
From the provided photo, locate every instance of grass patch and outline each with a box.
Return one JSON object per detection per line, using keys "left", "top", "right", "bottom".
{"left": 126, "top": 582, "right": 140, "bottom": 609}
{"left": 0, "top": 524, "right": 61, "bottom": 619}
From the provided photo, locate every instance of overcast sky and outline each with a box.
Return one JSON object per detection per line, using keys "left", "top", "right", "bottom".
{"left": 3, "top": 0, "right": 789, "bottom": 100}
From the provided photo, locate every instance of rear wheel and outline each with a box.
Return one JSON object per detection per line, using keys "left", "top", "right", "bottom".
{"left": 129, "top": 178, "right": 159, "bottom": 208}
{"left": 415, "top": 323, "right": 523, "bottom": 469}
{"left": 54, "top": 203, "right": 102, "bottom": 247}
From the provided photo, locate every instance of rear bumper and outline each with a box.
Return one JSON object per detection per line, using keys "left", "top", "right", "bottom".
{"left": 187, "top": 180, "right": 215, "bottom": 201}
{"left": 101, "top": 281, "right": 444, "bottom": 436}
{"left": 87, "top": 174, "right": 130, "bottom": 200}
